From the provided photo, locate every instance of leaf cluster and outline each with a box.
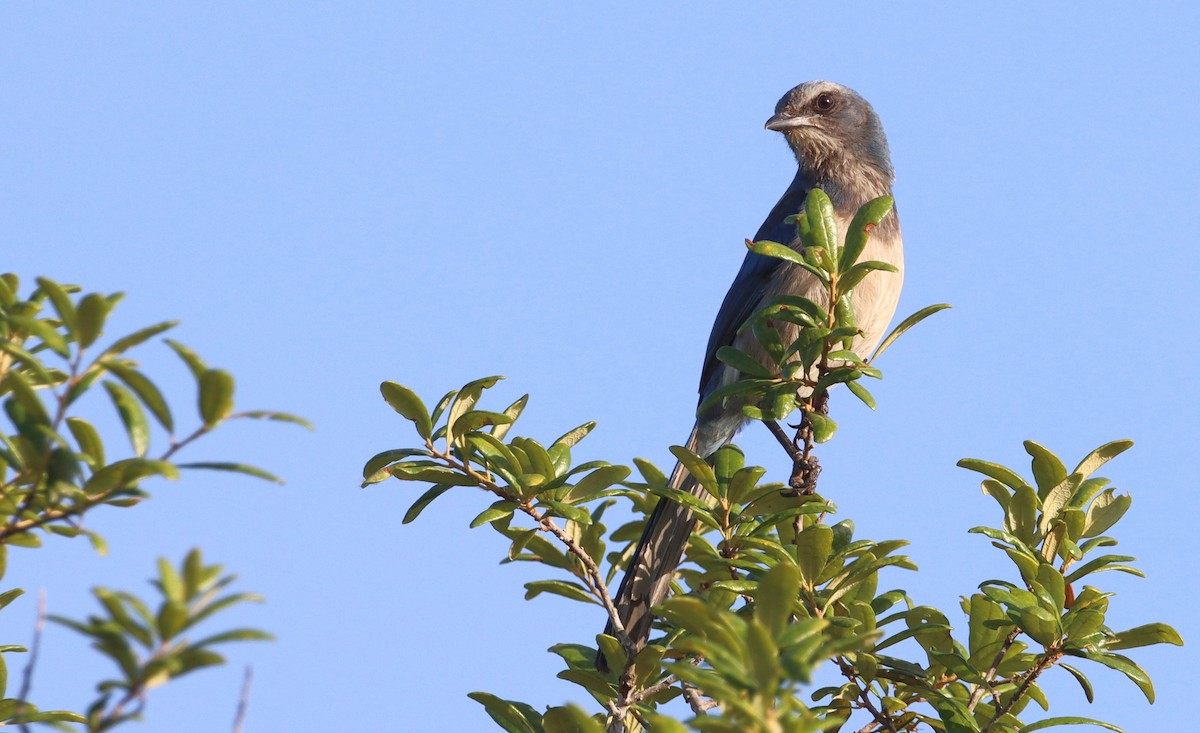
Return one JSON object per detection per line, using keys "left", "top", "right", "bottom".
{"left": 0, "top": 274, "right": 297, "bottom": 729}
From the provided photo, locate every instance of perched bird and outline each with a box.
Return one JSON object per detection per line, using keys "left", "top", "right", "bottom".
{"left": 603, "top": 81, "right": 904, "bottom": 662}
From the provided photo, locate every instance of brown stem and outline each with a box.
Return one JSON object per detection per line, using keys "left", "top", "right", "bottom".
{"left": 837, "top": 658, "right": 898, "bottom": 733}
{"left": 966, "top": 628, "right": 1020, "bottom": 712}
{"left": 232, "top": 666, "right": 252, "bottom": 733}
{"left": 981, "top": 651, "right": 1060, "bottom": 732}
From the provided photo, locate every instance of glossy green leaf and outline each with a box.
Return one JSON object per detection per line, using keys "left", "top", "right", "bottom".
{"left": 452, "top": 410, "right": 513, "bottom": 436}
{"left": 567, "top": 464, "right": 630, "bottom": 502}
{"left": 551, "top": 420, "right": 594, "bottom": 449}
{"left": 491, "top": 395, "right": 529, "bottom": 441}
{"left": 715, "top": 346, "right": 773, "bottom": 379}
{"left": 668, "top": 445, "right": 718, "bottom": 498}
{"left": 1105, "top": 622, "right": 1183, "bottom": 650}
{"left": 401, "top": 483, "right": 453, "bottom": 524}
{"left": 379, "top": 381, "right": 432, "bottom": 440}
{"left": 807, "top": 411, "right": 837, "bottom": 443}
{"left": 805, "top": 187, "right": 838, "bottom": 258}
{"left": 470, "top": 500, "right": 519, "bottom": 528}
{"left": 1079, "top": 650, "right": 1154, "bottom": 702}
{"left": 870, "top": 303, "right": 951, "bottom": 362}
{"left": 747, "top": 240, "right": 829, "bottom": 283}
{"left": 840, "top": 195, "right": 894, "bottom": 272}
{"left": 1018, "top": 718, "right": 1122, "bottom": 732}
{"left": 199, "top": 369, "right": 235, "bottom": 428}
{"left": 846, "top": 379, "right": 876, "bottom": 409}
{"left": 1059, "top": 662, "right": 1095, "bottom": 703}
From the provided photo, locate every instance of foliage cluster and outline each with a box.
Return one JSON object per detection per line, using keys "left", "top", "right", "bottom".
{"left": 364, "top": 193, "right": 1181, "bottom": 733}
{"left": 0, "top": 275, "right": 305, "bottom": 729}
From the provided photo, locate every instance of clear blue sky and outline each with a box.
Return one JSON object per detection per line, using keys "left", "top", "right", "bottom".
{"left": 3, "top": 3, "right": 1198, "bottom": 730}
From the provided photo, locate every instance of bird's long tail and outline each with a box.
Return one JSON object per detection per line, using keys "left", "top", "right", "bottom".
{"left": 600, "top": 424, "right": 719, "bottom": 669}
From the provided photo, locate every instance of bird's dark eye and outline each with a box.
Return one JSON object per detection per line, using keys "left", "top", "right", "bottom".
{"left": 815, "top": 93, "right": 835, "bottom": 111}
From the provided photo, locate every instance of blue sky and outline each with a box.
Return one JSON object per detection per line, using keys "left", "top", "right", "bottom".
{"left": 3, "top": 3, "right": 1198, "bottom": 730}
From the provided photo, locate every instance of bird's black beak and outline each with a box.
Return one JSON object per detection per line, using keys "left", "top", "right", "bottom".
{"left": 764, "top": 113, "right": 817, "bottom": 132}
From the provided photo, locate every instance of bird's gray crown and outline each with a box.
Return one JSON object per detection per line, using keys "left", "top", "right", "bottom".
{"left": 765, "top": 81, "right": 894, "bottom": 200}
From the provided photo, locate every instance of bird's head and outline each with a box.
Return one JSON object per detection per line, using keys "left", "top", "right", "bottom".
{"left": 765, "top": 81, "right": 894, "bottom": 193}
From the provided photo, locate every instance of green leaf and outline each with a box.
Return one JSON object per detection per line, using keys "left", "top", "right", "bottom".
{"left": 100, "top": 320, "right": 178, "bottom": 359}
{"left": 1018, "top": 718, "right": 1122, "bottom": 732}
{"left": 1082, "top": 489, "right": 1131, "bottom": 538}
{"left": 177, "top": 462, "right": 283, "bottom": 485}
{"left": 1079, "top": 650, "right": 1154, "bottom": 702}
{"left": 870, "top": 303, "right": 952, "bottom": 362}
{"left": 103, "top": 381, "right": 150, "bottom": 456}
{"left": 715, "top": 346, "right": 773, "bottom": 379}
{"left": 75, "top": 292, "right": 112, "bottom": 348}
{"left": 805, "top": 187, "right": 839, "bottom": 258}
{"left": 470, "top": 501, "right": 519, "bottom": 528}
{"left": 523, "top": 580, "right": 597, "bottom": 605}
{"left": 1105, "top": 623, "right": 1184, "bottom": 650}
{"left": 158, "top": 556, "right": 185, "bottom": 604}
{"left": 668, "top": 445, "right": 718, "bottom": 499}
{"left": 567, "top": 465, "right": 631, "bottom": 502}
{"left": 0, "top": 589, "right": 24, "bottom": 612}
{"left": 0, "top": 340, "right": 55, "bottom": 385}
{"left": 1025, "top": 441, "right": 1068, "bottom": 500}
{"left": 199, "top": 369, "right": 235, "bottom": 428}
{"left": 102, "top": 361, "right": 174, "bottom": 433}
{"left": 547, "top": 422, "right": 592, "bottom": 451}
{"left": 401, "top": 483, "right": 454, "bottom": 524}
{"left": 1073, "top": 440, "right": 1134, "bottom": 479}
{"left": 795, "top": 525, "right": 832, "bottom": 586}
{"left": 747, "top": 240, "right": 829, "bottom": 283}
{"left": 379, "top": 381, "right": 433, "bottom": 440}
{"left": 35, "top": 277, "right": 79, "bottom": 339}
{"left": 846, "top": 379, "right": 876, "bottom": 409}
{"left": 191, "top": 628, "right": 275, "bottom": 648}
{"left": 958, "top": 458, "right": 1028, "bottom": 490}
{"left": 542, "top": 705, "right": 604, "bottom": 733}
{"left": 840, "top": 195, "right": 894, "bottom": 272}
{"left": 164, "top": 338, "right": 208, "bottom": 380}
{"left": 466, "top": 692, "right": 542, "bottom": 733}
{"left": 491, "top": 395, "right": 529, "bottom": 441}
{"left": 66, "top": 416, "right": 106, "bottom": 467}
{"left": 755, "top": 562, "right": 799, "bottom": 637}
{"left": 1057, "top": 662, "right": 1095, "bottom": 704}
{"left": 808, "top": 411, "right": 837, "bottom": 443}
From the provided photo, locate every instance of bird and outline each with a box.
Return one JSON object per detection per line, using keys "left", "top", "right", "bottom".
{"left": 602, "top": 80, "right": 904, "bottom": 666}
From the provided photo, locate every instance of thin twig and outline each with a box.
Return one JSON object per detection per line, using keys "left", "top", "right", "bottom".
{"left": 980, "top": 651, "right": 1060, "bottom": 732}
{"left": 232, "top": 666, "right": 252, "bottom": 733}
{"left": 837, "top": 658, "right": 897, "bottom": 733}
{"left": 966, "top": 628, "right": 1020, "bottom": 712}
{"left": 16, "top": 590, "right": 47, "bottom": 733}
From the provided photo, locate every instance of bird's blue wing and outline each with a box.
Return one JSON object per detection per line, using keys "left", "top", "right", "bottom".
{"left": 697, "top": 169, "right": 813, "bottom": 398}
